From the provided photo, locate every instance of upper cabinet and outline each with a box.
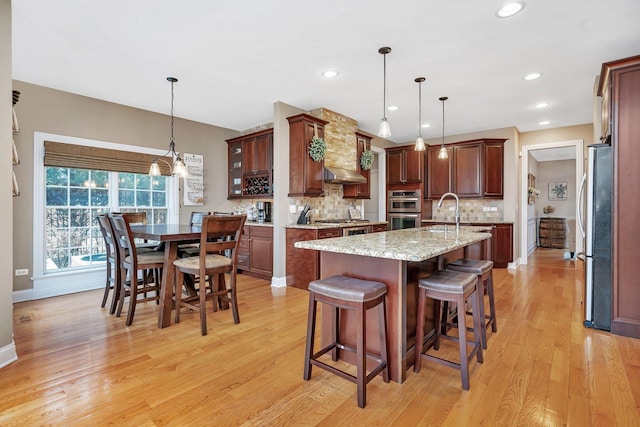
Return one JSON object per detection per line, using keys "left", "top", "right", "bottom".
{"left": 226, "top": 128, "right": 273, "bottom": 199}
{"left": 385, "top": 145, "right": 423, "bottom": 188}
{"left": 426, "top": 146, "right": 452, "bottom": 199}
{"left": 287, "top": 113, "right": 327, "bottom": 197}
{"left": 343, "top": 132, "right": 371, "bottom": 199}
{"left": 426, "top": 138, "right": 505, "bottom": 199}
{"left": 482, "top": 141, "right": 504, "bottom": 198}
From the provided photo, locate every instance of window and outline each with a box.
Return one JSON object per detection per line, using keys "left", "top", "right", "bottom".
{"left": 33, "top": 133, "right": 179, "bottom": 299}
{"left": 44, "top": 167, "right": 168, "bottom": 273}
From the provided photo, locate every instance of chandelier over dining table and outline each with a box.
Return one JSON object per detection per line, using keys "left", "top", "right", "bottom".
{"left": 149, "top": 77, "right": 188, "bottom": 178}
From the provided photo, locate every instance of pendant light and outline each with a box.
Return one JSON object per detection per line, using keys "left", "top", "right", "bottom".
{"left": 414, "top": 77, "right": 426, "bottom": 151}
{"left": 377, "top": 47, "right": 392, "bottom": 138}
{"left": 437, "top": 96, "right": 449, "bottom": 159}
{"left": 149, "top": 77, "right": 189, "bottom": 178}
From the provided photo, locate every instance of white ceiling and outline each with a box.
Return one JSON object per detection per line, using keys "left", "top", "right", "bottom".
{"left": 11, "top": 0, "right": 640, "bottom": 144}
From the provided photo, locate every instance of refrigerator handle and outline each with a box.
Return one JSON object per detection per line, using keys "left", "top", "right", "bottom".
{"left": 577, "top": 173, "right": 587, "bottom": 238}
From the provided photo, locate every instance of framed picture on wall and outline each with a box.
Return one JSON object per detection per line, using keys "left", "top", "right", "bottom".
{"left": 549, "top": 182, "right": 568, "bottom": 200}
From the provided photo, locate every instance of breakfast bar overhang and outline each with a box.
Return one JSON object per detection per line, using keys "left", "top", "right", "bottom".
{"left": 295, "top": 226, "right": 491, "bottom": 383}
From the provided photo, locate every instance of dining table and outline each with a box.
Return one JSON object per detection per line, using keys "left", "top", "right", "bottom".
{"left": 130, "top": 223, "right": 203, "bottom": 328}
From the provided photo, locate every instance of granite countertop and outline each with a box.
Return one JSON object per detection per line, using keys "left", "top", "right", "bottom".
{"left": 245, "top": 221, "right": 274, "bottom": 227}
{"left": 285, "top": 220, "right": 388, "bottom": 230}
{"left": 421, "top": 219, "right": 514, "bottom": 225}
{"left": 294, "top": 226, "right": 490, "bottom": 262}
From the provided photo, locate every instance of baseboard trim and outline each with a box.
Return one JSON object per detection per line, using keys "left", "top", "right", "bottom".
{"left": 270, "top": 276, "right": 287, "bottom": 288}
{"left": 508, "top": 259, "right": 520, "bottom": 270}
{"left": 13, "top": 289, "right": 33, "bottom": 303}
{"left": 0, "top": 341, "right": 18, "bottom": 369}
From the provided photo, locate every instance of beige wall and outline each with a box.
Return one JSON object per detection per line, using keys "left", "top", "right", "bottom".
{"left": 520, "top": 123, "right": 594, "bottom": 158}
{"left": 536, "top": 159, "right": 577, "bottom": 219}
{"left": 12, "top": 81, "right": 240, "bottom": 292}
{"left": 1, "top": 0, "right": 15, "bottom": 360}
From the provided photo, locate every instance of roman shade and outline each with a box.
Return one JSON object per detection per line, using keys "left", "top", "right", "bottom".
{"left": 43, "top": 141, "right": 172, "bottom": 176}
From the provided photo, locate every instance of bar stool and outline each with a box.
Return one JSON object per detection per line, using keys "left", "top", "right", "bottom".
{"left": 303, "top": 275, "right": 389, "bottom": 408}
{"left": 447, "top": 259, "right": 496, "bottom": 349}
{"left": 414, "top": 270, "right": 483, "bottom": 390}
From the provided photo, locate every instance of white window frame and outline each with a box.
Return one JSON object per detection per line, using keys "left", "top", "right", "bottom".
{"left": 32, "top": 132, "right": 179, "bottom": 299}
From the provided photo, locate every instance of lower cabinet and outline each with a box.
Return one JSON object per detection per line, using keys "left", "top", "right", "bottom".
{"left": 423, "top": 222, "right": 513, "bottom": 268}
{"left": 286, "top": 227, "right": 341, "bottom": 290}
{"left": 238, "top": 225, "right": 273, "bottom": 279}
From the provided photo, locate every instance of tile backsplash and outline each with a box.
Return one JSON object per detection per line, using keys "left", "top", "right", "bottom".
{"left": 432, "top": 199, "right": 504, "bottom": 222}
{"left": 289, "top": 183, "right": 357, "bottom": 223}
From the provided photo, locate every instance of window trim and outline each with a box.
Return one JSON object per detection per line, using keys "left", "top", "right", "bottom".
{"left": 32, "top": 132, "right": 179, "bottom": 299}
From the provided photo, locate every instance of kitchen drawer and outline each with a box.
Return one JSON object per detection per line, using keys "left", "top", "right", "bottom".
{"left": 318, "top": 228, "right": 341, "bottom": 239}
{"left": 371, "top": 224, "right": 388, "bottom": 233}
{"left": 237, "top": 253, "right": 250, "bottom": 271}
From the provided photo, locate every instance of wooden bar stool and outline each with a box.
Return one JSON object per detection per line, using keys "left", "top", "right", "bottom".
{"left": 447, "top": 258, "right": 496, "bottom": 349}
{"left": 414, "top": 270, "right": 483, "bottom": 390}
{"left": 303, "top": 275, "right": 389, "bottom": 408}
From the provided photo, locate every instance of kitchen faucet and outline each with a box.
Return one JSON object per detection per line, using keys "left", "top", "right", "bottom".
{"left": 437, "top": 192, "right": 460, "bottom": 233}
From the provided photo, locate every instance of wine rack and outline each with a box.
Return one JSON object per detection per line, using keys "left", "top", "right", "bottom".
{"left": 244, "top": 175, "right": 270, "bottom": 195}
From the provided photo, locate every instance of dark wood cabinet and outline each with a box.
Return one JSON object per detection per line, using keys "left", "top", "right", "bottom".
{"left": 426, "top": 146, "right": 453, "bottom": 199}
{"left": 227, "top": 129, "right": 273, "bottom": 199}
{"left": 483, "top": 141, "right": 504, "bottom": 198}
{"left": 453, "top": 143, "right": 482, "bottom": 197}
{"left": 427, "top": 139, "right": 504, "bottom": 200}
{"left": 287, "top": 113, "right": 327, "bottom": 197}
{"left": 385, "top": 145, "right": 423, "bottom": 188}
{"left": 371, "top": 223, "right": 388, "bottom": 232}
{"left": 243, "top": 131, "right": 272, "bottom": 175}
{"left": 422, "top": 222, "right": 512, "bottom": 268}
{"left": 286, "top": 227, "right": 341, "bottom": 289}
{"left": 600, "top": 55, "right": 640, "bottom": 338}
{"left": 238, "top": 225, "right": 273, "bottom": 279}
{"left": 227, "top": 140, "right": 243, "bottom": 199}
{"left": 491, "top": 223, "right": 513, "bottom": 268}
{"left": 343, "top": 132, "right": 371, "bottom": 199}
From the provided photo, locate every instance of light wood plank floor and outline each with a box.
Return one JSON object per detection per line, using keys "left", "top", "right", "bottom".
{"left": 3, "top": 250, "right": 640, "bottom": 426}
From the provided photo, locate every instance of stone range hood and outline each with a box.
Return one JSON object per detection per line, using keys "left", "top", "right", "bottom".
{"left": 323, "top": 166, "right": 366, "bottom": 184}
{"left": 309, "top": 108, "right": 366, "bottom": 186}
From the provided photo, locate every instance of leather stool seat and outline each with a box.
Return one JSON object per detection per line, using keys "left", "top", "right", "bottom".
{"left": 447, "top": 258, "right": 497, "bottom": 349}
{"left": 447, "top": 258, "right": 493, "bottom": 275}
{"left": 309, "top": 275, "right": 387, "bottom": 302}
{"left": 304, "top": 275, "right": 389, "bottom": 408}
{"left": 414, "top": 270, "right": 484, "bottom": 390}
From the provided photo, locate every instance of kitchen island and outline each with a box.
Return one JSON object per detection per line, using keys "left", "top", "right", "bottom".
{"left": 295, "top": 226, "right": 491, "bottom": 383}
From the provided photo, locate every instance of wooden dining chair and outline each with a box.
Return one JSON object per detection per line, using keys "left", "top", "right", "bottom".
{"left": 122, "top": 211, "right": 159, "bottom": 251}
{"left": 173, "top": 214, "right": 246, "bottom": 335}
{"left": 179, "top": 211, "right": 211, "bottom": 257}
{"left": 97, "top": 214, "right": 120, "bottom": 314}
{"left": 109, "top": 213, "right": 166, "bottom": 326}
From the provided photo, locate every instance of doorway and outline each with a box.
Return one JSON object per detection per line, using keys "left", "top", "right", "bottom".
{"left": 520, "top": 140, "right": 584, "bottom": 265}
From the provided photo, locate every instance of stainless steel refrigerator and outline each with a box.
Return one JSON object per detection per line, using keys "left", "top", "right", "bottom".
{"left": 578, "top": 142, "right": 612, "bottom": 330}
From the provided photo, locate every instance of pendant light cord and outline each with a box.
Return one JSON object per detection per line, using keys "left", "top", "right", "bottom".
{"left": 442, "top": 98, "right": 444, "bottom": 145}
{"left": 418, "top": 80, "right": 422, "bottom": 138}
{"left": 382, "top": 52, "right": 387, "bottom": 119}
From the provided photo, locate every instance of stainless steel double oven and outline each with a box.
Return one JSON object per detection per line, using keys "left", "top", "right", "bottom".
{"left": 387, "top": 189, "right": 421, "bottom": 230}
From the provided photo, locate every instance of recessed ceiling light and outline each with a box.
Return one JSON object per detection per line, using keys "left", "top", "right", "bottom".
{"left": 539, "top": 120, "right": 551, "bottom": 125}
{"left": 496, "top": 1, "right": 526, "bottom": 18}
{"left": 388, "top": 105, "right": 399, "bottom": 111}
{"left": 321, "top": 70, "right": 339, "bottom": 78}
{"left": 421, "top": 123, "right": 431, "bottom": 128}
{"left": 534, "top": 102, "right": 550, "bottom": 109}
{"left": 524, "top": 72, "right": 542, "bottom": 80}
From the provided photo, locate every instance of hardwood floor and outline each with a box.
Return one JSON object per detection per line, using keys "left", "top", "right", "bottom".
{"left": 3, "top": 250, "right": 640, "bottom": 426}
